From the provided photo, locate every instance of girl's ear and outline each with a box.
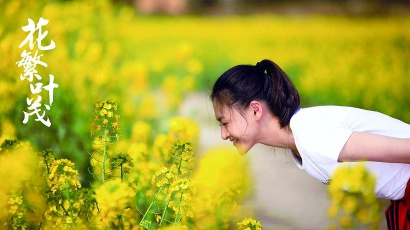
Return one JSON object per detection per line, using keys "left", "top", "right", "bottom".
{"left": 249, "top": 100, "right": 263, "bottom": 120}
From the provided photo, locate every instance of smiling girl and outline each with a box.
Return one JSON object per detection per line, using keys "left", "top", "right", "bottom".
{"left": 211, "top": 59, "right": 410, "bottom": 229}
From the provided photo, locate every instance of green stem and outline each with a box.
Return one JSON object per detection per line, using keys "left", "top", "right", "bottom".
{"left": 177, "top": 157, "right": 183, "bottom": 176}
{"left": 159, "top": 201, "right": 169, "bottom": 226}
{"left": 102, "top": 130, "right": 107, "bottom": 183}
{"left": 120, "top": 163, "right": 123, "bottom": 182}
{"left": 45, "top": 159, "right": 50, "bottom": 174}
{"left": 64, "top": 177, "right": 75, "bottom": 225}
{"left": 140, "top": 187, "right": 163, "bottom": 224}
{"left": 17, "top": 210, "right": 23, "bottom": 228}
{"left": 174, "top": 191, "right": 184, "bottom": 224}
{"left": 173, "top": 154, "right": 185, "bottom": 224}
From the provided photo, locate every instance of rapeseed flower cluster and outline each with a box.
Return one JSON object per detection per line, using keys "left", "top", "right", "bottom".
{"left": 191, "top": 147, "right": 252, "bottom": 229}
{"left": 39, "top": 148, "right": 56, "bottom": 175}
{"left": 44, "top": 159, "right": 84, "bottom": 227}
{"left": 5, "top": 178, "right": 45, "bottom": 230}
{"left": 109, "top": 152, "right": 134, "bottom": 181}
{"left": 95, "top": 178, "right": 137, "bottom": 229}
{"left": 126, "top": 143, "right": 158, "bottom": 190}
{"left": 39, "top": 149, "right": 98, "bottom": 229}
{"left": 0, "top": 140, "right": 46, "bottom": 230}
{"left": 91, "top": 100, "right": 133, "bottom": 184}
{"left": 121, "top": 121, "right": 159, "bottom": 196}
{"left": 328, "top": 163, "right": 381, "bottom": 229}
{"left": 0, "top": 118, "right": 16, "bottom": 145}
{"left": 167, "top": 178, "right": 194, "bottom": 219}
{"left": 0, "top": 101, "right": 258, "bottom": 230}
{"left": 48, "top": 159, "right": 82, "bottom": 195}
{"left": 168, "top": 117, "right": 200, "bottom": 147}
{"left": 141, "top": 141, "right": 195, "bottom": 228}
{"left": 0, "top": 139, "right": 21, "bottom": 153}
{"left": 149, "top": 117, "right": 199, "bottom": 164}
{"left": 91, "top": 100, "right": 120, "bottom": 143}
{"left": 164, "top": 142, "right": 195, "bottom": 221}
{"left": 237, "top": 217, "right": 263, "bottom": 230}
{"left": 6, "top": 194, "right": 28, "bottom": 230}
{"left": 88, "top": 101, "right": 252, "bottom": 229}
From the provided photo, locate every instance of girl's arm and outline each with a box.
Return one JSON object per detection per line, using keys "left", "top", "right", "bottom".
{"left": 338, "top": 131, "right": 410, "bottom": 164}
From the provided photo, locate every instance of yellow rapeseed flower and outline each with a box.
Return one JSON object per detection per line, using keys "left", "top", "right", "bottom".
{"left": 95, "top": 178, "right": 136, "bottom": 227}
{"left": 156, "top": 215, "right": 162, "bottom": 222}
{"left": 328, "top": 163, "right": 380, "bottom": 228}
{"left": 168, "top": 117, "right": 200, "bottom": 146}
{"left": 328, "top": 203, "right": 338, "bottom": 218}
{"left": 237, "top": 217, "right": 263, "bottom": 230}
{"left": 343, "top": 196, "right": 358, "bottom": 214}
{"left": 339, "top": 214, "right": 352, "bottom": 228}
{"left": 130, "top": 121, "right": 151, "bottom": 144}
{"left": 192, "top": 146, "right": 252, "bottom": 229}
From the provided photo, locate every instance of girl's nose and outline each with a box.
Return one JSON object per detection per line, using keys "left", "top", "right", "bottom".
{"left": 221, "top": 126, "right": 229, "bottom": 140}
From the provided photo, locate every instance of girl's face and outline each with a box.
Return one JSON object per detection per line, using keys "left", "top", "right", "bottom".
{"left": 213, "top": 103, "right": 258, "bottom": 154}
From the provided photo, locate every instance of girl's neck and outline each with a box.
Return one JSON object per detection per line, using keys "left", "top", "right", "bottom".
{"left": 258, "top": 118, "right": 300, "bottom": 157}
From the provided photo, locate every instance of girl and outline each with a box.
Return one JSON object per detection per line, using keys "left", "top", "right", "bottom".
{"left": 210, "top": 59, "right": 410, "bottom": 229}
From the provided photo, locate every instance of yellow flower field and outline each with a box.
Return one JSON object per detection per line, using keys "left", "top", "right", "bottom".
{"left": 0, "top": 0, "right": 409, "bottom": 228}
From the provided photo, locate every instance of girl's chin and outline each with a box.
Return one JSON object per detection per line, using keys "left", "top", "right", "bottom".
{"left": 236, "top": 143, "right": 252, "bottom": 155}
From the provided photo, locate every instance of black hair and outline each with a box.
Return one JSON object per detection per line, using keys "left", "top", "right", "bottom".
{"left": 211, "top": 59, "right": 300, "bottom": 127}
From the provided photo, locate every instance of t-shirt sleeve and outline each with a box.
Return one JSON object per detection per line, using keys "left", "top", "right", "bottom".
{"left": 291, "top": 107, "right": 355, "bottom": 163}
{"left": 317, "top": 124, "right": 354, "bottom": 162}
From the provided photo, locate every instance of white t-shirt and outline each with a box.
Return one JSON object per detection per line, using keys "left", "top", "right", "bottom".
{"left": 289, "top": 106, "right": 410, "bottom": 200}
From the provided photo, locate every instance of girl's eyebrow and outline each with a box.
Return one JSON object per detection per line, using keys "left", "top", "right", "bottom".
{"left": 216, "top": 115, "right": 225, "bottom": 122}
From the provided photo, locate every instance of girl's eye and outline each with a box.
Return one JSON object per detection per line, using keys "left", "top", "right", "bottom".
{"left": 219, "top": 122, "right": 228, "bottom": 127}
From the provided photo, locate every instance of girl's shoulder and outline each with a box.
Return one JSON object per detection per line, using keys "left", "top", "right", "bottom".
{"left": 291, "top": 105, "right": 354, "bottom": 126}
{"left": 294, "top": 105, "right": 365, "bottom": 116}
{"left": 291, "top": 105, "right": 410, "bottom": 138}
{"left": 291, "top": 105, "right": 388, "bottom": 124}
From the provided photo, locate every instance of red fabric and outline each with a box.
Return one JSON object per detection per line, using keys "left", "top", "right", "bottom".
{"left": 385, "top": 179, "right": 410, "bottom": 230}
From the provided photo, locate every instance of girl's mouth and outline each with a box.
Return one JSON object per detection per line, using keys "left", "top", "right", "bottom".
{"left": 230, "top": 138, "right": 238, "bottom": 146}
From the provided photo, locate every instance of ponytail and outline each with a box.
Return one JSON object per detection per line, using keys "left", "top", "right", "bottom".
{"left": 211, "top": 59, "right": 300, "bottom": 127}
